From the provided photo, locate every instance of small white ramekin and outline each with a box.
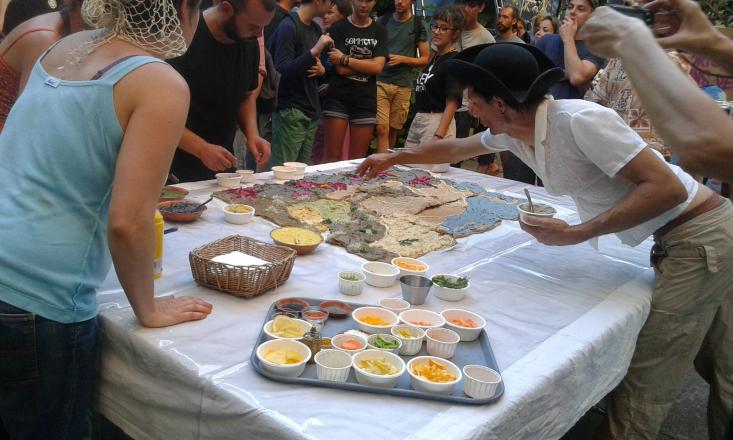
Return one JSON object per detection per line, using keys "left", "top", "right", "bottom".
{"left": 462, "top": 365, "right": 502, "bottom": 399}
{"left": 390, "top": 324, "right": 425, "bottom": 356}
{"left": 425, "top": 327, "right": 460, "bottom": 359}
{"left": 314, "top": 349, "right": 353, "bottom": 382}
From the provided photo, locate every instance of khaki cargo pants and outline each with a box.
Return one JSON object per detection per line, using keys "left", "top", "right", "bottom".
{"left": 603, "top": 200, "right": 733, "bottom": 440}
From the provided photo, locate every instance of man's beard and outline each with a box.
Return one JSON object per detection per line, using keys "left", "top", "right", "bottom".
{"left": 224, "top": 15, "right": 258, "bottom": 42}
{"left": 497, "top": 22, "right": 509, "bottom": 33}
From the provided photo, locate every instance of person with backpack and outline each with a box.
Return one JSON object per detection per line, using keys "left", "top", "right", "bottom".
{"left": 268, "top": 0, "right": 333, "bottom": 166}
{"left": 374, "top": 0, "right": 428, "bottom": 153}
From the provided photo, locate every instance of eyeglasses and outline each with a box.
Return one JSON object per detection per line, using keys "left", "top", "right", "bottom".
{"left": 430, "top": 24, "right": 455, "bottom": 33}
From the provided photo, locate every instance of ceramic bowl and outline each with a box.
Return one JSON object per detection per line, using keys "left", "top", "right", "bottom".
{"left": 352, "top": 349, "right": 405, "bottom": 388}
{"left": 270, "top": 227, "right": 323, "bottom": 255}
{"left": 407, "top": 356, "right": 462, "bottom": 395}
{"left": 463, "top": 365, "right": 502, "bottom": 399}
{"left": 431, "top": 274, "right": 470, "bottom": 302}
{"left": 256, "top": 339, "right": 311, "bottom": 378}
{"left": 274, "top": 297, "right": 310, "bottom": 316}
{"left": 425, "top": 327, "right": 460, "bottom": 359}
{"left": 235, "top": 169, "right": 255, "bottom": 183}
{"left": 159, "top": 185, "right": 189, "bottom": 202}
{"left": 391, "top": 257, "right": 429, "bottom": 277}
{"left": 156, "top": 200, "right": 206, "bottom": 223}
{"left": 361, "top": 261, "right": 400, "bottom": 288}
{"left": 379, "top": 298, "right": 410, "bottom": 314}
{"left": 331, "top": 333, "right": 367, "bottom": 355}
{"left": 390, "top": 324, "right": 425, "bottom": 356}
{"left": 314, "top": 349, "right": 352, "bottom": 382}
{"left": 398, "top": 309, "right": 445, "bottom": 331}
{"left": 351, "top": 307, "right": 399, "bottom": 335}
{"left": 318, "top": 300, "right": 352, "bottom": 319}
{"left": 215, "top": 172, "right": 242, "bottom": 188}
{"left": 223, "top": 204, "right": 255, "bottom": 224}
{"left": 272, "top": 166, "right": 298, "bottom": 180}
{"left": 338, "top": 271, "right": 365, "bottom": 296}
{"left": 517, "top": 202, "right": 557, "bottom": 225}
{"left": 263, "top": 317, "right": 312, "bottom": 340}
{"left": 283, "top": 162, "right": 307, "bottom": 178}
{"left": 366, "top": 333, "right": 403, "bottom": 355}
{"left": 441, "top": 309, "right": 486, "bottom": 342}
{"left": 352, "top": 306, "right": 399, "bottom": 334}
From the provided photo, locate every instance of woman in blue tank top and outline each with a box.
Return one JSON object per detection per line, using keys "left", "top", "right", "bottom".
{"left": 0, "top": 0, "right": 212, "bottom": 437}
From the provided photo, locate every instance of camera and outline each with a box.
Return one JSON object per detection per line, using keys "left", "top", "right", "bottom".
{"left": 608, "top": 4, "right": 655, "bottom": 26}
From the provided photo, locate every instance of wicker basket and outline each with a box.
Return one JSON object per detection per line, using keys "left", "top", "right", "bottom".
{"left": 189, "top": 235, "right": 297, "bottom": 298}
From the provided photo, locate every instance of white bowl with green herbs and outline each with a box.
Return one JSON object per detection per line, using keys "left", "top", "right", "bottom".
{"left": 338, "top": 271, "right": 365, "bottom": 296}
{"left": 431, "top": 275, "right": 469, "bottom": 302}
{"left": 366, "top": 333, "right": 403, "bottom": 354}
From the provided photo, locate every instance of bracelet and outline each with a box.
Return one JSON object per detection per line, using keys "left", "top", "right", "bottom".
{"left": 339, "top": 55, "right": 346, "bottom": 66}
{"left": 344, "top": 56, "right": 350, "bottom": 67}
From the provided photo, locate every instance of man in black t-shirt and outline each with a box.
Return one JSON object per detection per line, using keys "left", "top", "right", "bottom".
{"left": 168, "top": 0, "right": 275, "bottom": 182}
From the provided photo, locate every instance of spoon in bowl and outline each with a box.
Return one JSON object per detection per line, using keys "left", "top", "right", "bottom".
{"left": 523, "top": 188, "right": 535, "bottom": 213}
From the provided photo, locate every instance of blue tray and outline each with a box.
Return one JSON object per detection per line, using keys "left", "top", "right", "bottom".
{"left": 250, "top": 297, "right": 505, "bottom": 405}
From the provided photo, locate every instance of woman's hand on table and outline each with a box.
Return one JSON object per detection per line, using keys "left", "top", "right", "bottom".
{"left": 138, "top": 296, "right": 213, "bottom": 328}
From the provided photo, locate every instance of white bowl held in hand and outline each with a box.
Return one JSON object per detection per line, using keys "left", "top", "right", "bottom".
{"left": 361, "top": 261, "right": 400, "bottom": 288}
{"left": 441, "top": 309, "right": 486, "bottom": 342}
{"left": 314, "top": 349, "right": 353, "bottom": 382}
{"left": 352, "top": 306, "right": 399, "bottom": 334}
{"left": 256, "top": 339, "right": 311, "bottom": 378}
{"left": 463, "top": 365, "right": 502, "bottom": 399}
{"left": 407, "top": 356, "right": 462, "bottom": 395}
{"left": 352, "top": 349, "right": 405, "bottom": 388}
{"left": 517, "top": 202, "right": 557, "bottom": 225}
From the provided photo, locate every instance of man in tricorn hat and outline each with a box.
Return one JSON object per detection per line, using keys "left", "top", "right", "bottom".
{"left": 357, "top": 43, "right": 733, "bottom": 440}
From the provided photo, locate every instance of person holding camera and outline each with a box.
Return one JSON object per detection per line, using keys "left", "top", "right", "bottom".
{"left": 581, "top": 1, "right": 733, "bottom": 185}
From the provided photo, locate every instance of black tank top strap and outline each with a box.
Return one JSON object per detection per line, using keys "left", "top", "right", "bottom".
{"left": 90, "top": 55, "right": 139, "bottom": 80}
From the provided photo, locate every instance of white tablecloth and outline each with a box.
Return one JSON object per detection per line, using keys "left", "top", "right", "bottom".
{"left": 95, "top": 161, "right": 654, "bottom": 440}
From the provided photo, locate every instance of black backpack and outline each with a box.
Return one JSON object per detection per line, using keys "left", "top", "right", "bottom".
{"left": 377, "top": 13, "right": 424, "bottom": 57}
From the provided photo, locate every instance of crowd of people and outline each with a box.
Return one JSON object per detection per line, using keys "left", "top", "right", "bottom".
{"left": 0, "top": 0, "right": 731, "bottom": 438}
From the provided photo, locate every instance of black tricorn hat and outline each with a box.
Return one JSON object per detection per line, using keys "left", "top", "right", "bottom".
{"left": 443, "top": 42, "right": 564, "bottom": 106}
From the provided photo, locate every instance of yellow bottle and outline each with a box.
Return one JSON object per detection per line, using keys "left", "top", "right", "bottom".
{"left": 154, "top": 210, "right": 164, "bottom": 279}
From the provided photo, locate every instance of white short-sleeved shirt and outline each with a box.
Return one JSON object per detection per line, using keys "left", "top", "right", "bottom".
{"left": 480, "top": 98, "right": 699, "bottom": 247}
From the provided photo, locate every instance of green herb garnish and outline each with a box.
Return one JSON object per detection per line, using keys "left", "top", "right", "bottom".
{"left": 398, "top": 238, "right": 419, "bottom": 246}
{"left": 322, "top": 218, "right": 333, "bottom": 224}
{"left": 432, "top": 275, "right": 469, "bottom": 289}
{"left": 340, "top": 274, "right": 359, "bottom": 281}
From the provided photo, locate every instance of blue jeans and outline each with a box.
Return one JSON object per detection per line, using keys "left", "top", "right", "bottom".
{"left": 0, "top": 300, "right": 97, "bottom": 440}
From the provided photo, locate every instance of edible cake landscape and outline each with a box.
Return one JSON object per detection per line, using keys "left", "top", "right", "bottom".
{"left": 214, "top": 169, "right": 522, "bottom": 261}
